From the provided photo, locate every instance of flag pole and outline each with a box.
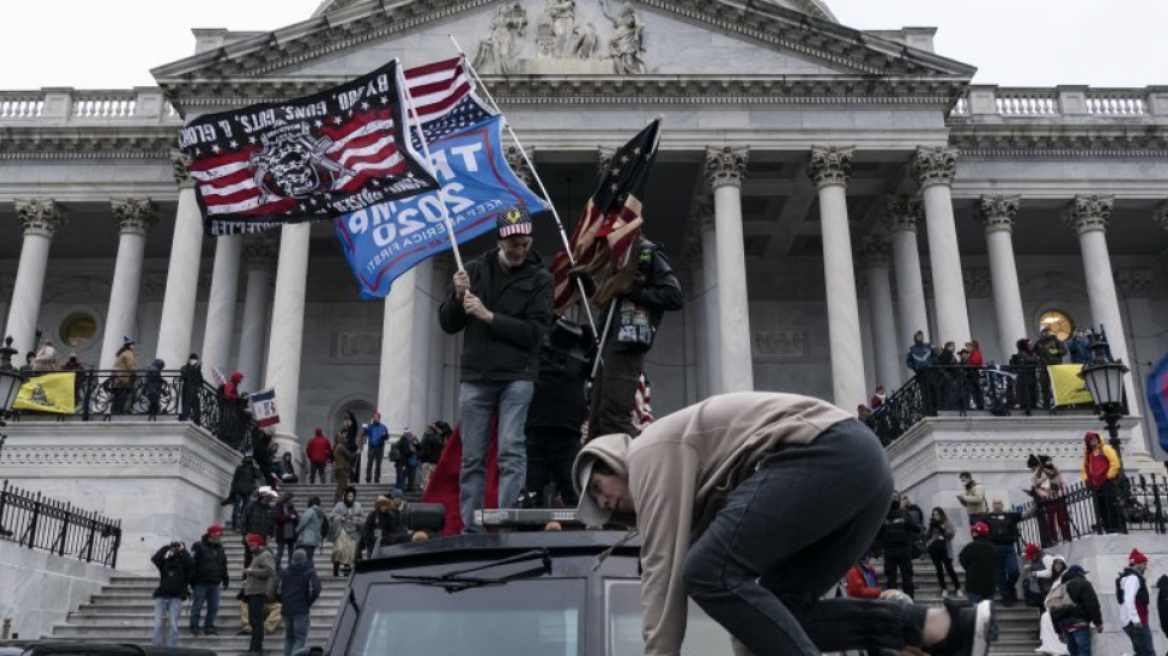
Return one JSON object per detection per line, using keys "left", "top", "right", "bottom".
{"left": 398, "top": 58, "right": 465, "bottom": 272}
{"left": 449, "top": 37, "right": 598, "bottom": 335}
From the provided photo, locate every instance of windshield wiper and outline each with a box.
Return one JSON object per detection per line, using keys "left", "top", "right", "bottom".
{"left": 392, "top": 548, "right": 553, "bottom": 593}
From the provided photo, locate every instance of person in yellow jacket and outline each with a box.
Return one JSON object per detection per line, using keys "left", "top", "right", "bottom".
{"left": 1080, "top": 431, "right": 1123, "bottom": 534}
{"left": 574, "top": 392, "right": 993, "bottom": 656}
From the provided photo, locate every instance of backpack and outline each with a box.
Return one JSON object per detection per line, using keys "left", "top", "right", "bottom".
{"left": 389, "top": 441, "right": 401, "bottom": 462}
{"left": 319, "top": 509, "right": 331, "bottom": 540}
{"left": 1045, "top": 581, "right": 1075, "bottom": 613}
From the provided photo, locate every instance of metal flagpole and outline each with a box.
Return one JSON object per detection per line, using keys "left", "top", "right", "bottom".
{"left": 448, "top": 36, "right": 598, "bottom": 336}
{"left": 397, "top": 58, "right": 465, "bottom": 272}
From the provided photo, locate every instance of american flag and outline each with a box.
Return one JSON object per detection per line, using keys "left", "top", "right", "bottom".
{"left": 551, "top": 119, "right": 661, "bottom": 313}
{"left": 182, "top": 59, "right": 492, "bottom": 236}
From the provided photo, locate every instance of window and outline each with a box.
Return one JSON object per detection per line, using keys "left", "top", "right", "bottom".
{"left": 607, "top": 580, "right": 733, "bottom": 656}
{"left": 1038, "top": 310, "right": 1074, "bottom": 342}
{"left": 58, "top": 312, "right": 97, "bottom": 348}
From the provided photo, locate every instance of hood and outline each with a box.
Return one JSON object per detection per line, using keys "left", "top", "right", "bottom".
{"left": 230, "top": 372, "right": 243, "bottom": 383}
{"left": 1156, "top": 574, "right": 1168, "bottom": 589}
{"left": 573, "top": 434, "right": 634, "bottom": 527}
{"left": 1064, "top": 565, "right": 1087, "bottom": 581}
{"left": 149, "top": 359, "right": 165, "bottom": 370}
{"left": 1016, "top": 338, "right": 1031, "bottom": 351}
{"left": 1084, "top": 431, "right": 1101, "bottom": 447}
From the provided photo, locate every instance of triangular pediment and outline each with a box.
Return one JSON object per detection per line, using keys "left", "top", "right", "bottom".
{"left": 153, "top": 0, "right": 975, "bottom": 93}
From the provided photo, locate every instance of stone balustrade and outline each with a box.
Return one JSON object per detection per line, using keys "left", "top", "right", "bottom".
{"left": 0, "top": 88, "right": 179, "bottom": 125}
{"left": 951, "top": 84, "right": 1167, "bottom": 120}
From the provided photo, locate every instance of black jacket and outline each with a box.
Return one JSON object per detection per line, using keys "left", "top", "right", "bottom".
{"left": 179, "top": 362, "right": 204, "bottom": 391}
{"left": 151, "top": 545, "right": 194, "bottom": 599}
{"left": 438, "top": 248, "right": 555, "bottom": 383}
{"left": 362, "top": 508, "right": 410, "bottom": 548}
{"left": 526, "top": 319, "right": 592, "bottom": 436}
{"left": 605, "top": 242, "right": 683, "bottom": 352}
{"left": 1155, "top": 574, "right": 1168, "bottom": 637}
{"left": 231, "top": 463, "right": 263, "bottom": 498}
{"left": 1050, "top": 570, "right": 1103, "bottom": 629}
{"left": 984, "top": 511, "right": 1022, "bottom": 545}
{"left": 420, "top": 431, "right": 444, "bottom": 465}
{"left": 241, "top": 500, "right": 275, "bottom": 537}
{"left": 278, "top": 560, "right": 322, "bottom": 616}
{"left": 879, "top": 507, "right": 920, "bottom": 560}
{"left": 958, "top": 537, "right": 998, "bottom": 597}
{"left": 190, "top": 536, "right": 229, "bottom": 587}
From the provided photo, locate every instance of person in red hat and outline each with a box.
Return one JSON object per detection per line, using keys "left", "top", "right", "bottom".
{"left": 306, "top": 428, "right": 333, "bottom": 485}
{"left": 189, "top": 525, "right": 229, "bottom": 637}
{"left": 959, "top": 522, "right": 1000, "bottom": 641}
{"left": 1119, "top": 548, "right": 1154, "bottom": 656}
{"left": 1080, "top": 431, "right": 1122, "bottom": 534}
{"left": 242, "top": 533, "right": 276, "bottom": 656}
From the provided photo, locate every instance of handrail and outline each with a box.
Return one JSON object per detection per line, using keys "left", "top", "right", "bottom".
{"left": 0, "top": 480, "right": 122, "bottom": 568}
{"left": 1015, "top": 473, "right": 1168, "bottom": 549}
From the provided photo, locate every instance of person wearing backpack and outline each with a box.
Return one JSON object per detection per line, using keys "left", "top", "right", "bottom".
{"left": 294, "top": 495, "right": 327, "bottom": 564}
{"left": 365, "top": 413, "right": 389, "bottom": 483}
{"left": 394, "top": 430, "right": 417, "bottom": 493}
{"left": 1117, "top": 549, "right": 1154, "bottom": 656}
{"left": 1047, "top": 564, "right": 1103, "bottom": 656}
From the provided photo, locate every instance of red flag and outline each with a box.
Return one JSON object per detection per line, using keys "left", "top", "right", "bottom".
{"left": 421, "top": 419, "right": 500, "bottom": 535}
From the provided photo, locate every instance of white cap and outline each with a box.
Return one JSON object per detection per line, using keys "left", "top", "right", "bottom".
{"left": 575, "top": 457, "right": 611, "bottom": 527}
{"left": 257, "top": 486, "right": 276, "bottom": 498}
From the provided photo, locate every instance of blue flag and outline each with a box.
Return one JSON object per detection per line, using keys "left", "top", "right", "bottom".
{"left": 335, "top": 115, "right": 550, "bottom": 299}
{"left": 1147, "top": 351, "right": 1168, "bottom": 453}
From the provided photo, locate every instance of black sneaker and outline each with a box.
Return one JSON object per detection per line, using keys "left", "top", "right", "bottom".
{"left": 204, "top": 628, "right": 218, "bottom": 636}
{"left": 929, "top": 599, "right": 992, "bottom": 656}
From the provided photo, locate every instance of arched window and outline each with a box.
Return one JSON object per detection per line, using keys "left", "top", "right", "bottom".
{"left": 1038, "top": 310, "right": 1074, "bottom": 342}
{"left": 335, "top": 399, "right": 376, "bottom": 432}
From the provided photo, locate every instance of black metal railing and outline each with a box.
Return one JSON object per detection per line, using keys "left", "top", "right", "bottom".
{"left": 11, "top": 369, "right": 254, "bottom": 453}
{"left": 1016, "top": 474, "right": 1168, "bottom": 549}
{"left": 0, "top": 480, "right": 122, "bottom": 568}
{"left": 872, "top": 365, "right": 1096, "bottom": 444}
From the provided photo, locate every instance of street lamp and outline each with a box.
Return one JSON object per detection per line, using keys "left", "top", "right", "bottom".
{"left": 0, "top": 336, "right": 24, "bottom": 423}
{"left": 1078, "top": 339, "right": 1130, "bottom": 472}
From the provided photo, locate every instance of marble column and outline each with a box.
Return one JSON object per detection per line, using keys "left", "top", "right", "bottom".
{"left": 704, "top": 147, "right": 754, "bottom": 393}
{"left": 264, "top": 223, "right": 311, "bottom": 453}
{"left": 885, "top": 195, "right": 930, "bottom": 348}
{"left": 808, "top": 146, "right": 865, "bottom": 407}
{"left": 695, "top": 201, "right": 723, "bottom": 396}
{"left": 236, "top": 235, "right": 276, "bottom": 390}
{"left": 155, "top": 152, "right": 207, "bottom": 368}
{"left": 859, "top": 236, "right": 901, "bottom": 390}
{"left": 5, "top": 199, "right": 66, "bottom": 356}
{"left": 911, "top": 147, "right": 971, "bottom": 346}
{"left": 976, "top": 196, "right": 1027, "bottom": 357}
{"left": 1064, "top": 196, "right": 1149, "bottom": 458}
{"left": 199, "top": 234, "right": 243, "bottom": 378}
{"left": 378, "top": 260, "right": 434, "bottom": 436}
{"left": 99, "top": 199, "right": 158, "bottom": 369}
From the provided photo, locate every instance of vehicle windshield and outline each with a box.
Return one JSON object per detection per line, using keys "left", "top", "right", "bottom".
{"left": 347, "top": 579, "right": 585, "bottom": 656}
{"left": 607, "top": 580, "right": 732, "bottom": 656}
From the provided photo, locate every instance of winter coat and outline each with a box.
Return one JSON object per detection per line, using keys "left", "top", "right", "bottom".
{"left": 957, "top": 480, "right": 988, "bottom": 516}
{"left": 295, "top": 506, "right": 326, "bottom": 547}
{"left": 333, "top": 441, "right": 353, "bottom": 472}
{"left": 984, "top": 510, "right": 1022, "bottom": 545}
{"left": 110, "top": 348, "right": 137, "bottom": 388}
{"left": 1155, "top": 574, "right": 1168, "bottom": 638}
{"left": 603, "top": 241, "right": 684, "bottom": 353}
{"left": 33, "top": 344, "right": 59, "bottom": 371}
{"left": 273, "top": 501, "right": 299, "bottom": 542}
{"left": 572, "top": 392, "right": 852, "bottom": 656}
{"left": 231, "top": 464, "right": 263, "bottom": 498}
{"left": 958, "top": 537, "right": 998, "bottom": 597}
{"left": 880, "top": 507, "right": 920, "bottom": 560}
{"left": 330, "top": 501, "right": 365, "bottom": 539}
{"left": 906, "top": 343, "right": 936, "bottom": 373}
{"left": 845, "top": 563, "right": 882, "bottom": 599}
{"left": 362, "top": 507, "right": 410, "bottom": 548}
{"left": 278, "top": 559, "right": 321, "bottom": 616}
{"left": 1081, "top": 442, "right": 1120, "bottom": 488}
{"left": 438, "top": 248, "right": 555, "bottom": 384}
{"left": 241, "top": 500, "right": 275, "bottom": 538}
{"left": 366, "top": 421, "right": 389, "bottom": 450}
{"left": 420, "top": 431, "right": 445, "bottom": 465}
{"left": 306, "top": 435, "right": 332, "bottom": 464}
{"left": 243, "top": 547, "right": 277, "bottom": 598}
{"left": 179, "top": 361, "right": 204, "bottom": 390}
{"left": 525, "top": 319, "right": 592, "bottom": 436}
{"left": 190, "top": 536, "right": 229, "bottom": 587}
{"left": 925, "top": 518, "right": 956, "bottom": 560}
{"left": 143, "top": 359, "right": 165, "bottom": 398}
{"left": 1037, "top": 335, "right": 1067, "bottom": 365}
{"left": 151, "top": 545, "right": 194, "bottom": 599}
{"left": 1049, "top": 568, "right": 1103, "bottom": 630}
{"left": 394, "top": 435, "right": 416, "bottom": 465}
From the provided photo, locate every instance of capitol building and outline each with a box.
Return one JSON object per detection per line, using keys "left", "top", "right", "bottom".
{"left": 1, "top": 0, "right": 1168, "bottom": 637}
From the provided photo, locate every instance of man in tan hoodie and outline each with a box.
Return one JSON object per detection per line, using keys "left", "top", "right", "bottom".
{"left": 574, "top": 392, "right": 993, "bottom": 656}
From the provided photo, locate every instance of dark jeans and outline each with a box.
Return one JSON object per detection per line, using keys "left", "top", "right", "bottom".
{"left": 525, "top": 433, "right": 582, "bottom": 507}
{"left": 1063, "top": 626, "right": 1092, "bottom": 656}
{"left": 309, "top": 462, "right": 326, "bottom": 484}
{"left": 884, "top": 555, "right": 915, "bottom": 598}
{"left": 246, "top": 594, "right": 267, "bottom": 653}
{"left": 275, "top": 538, "right": 295, "bottom": 570}
{"left": 179, "top": 384, "right": 201, "bottom": 423}
{"left": 993, "top": 543, "right": 1020, "bottom": 602}
{"left": 683, "top": 419, "right": 929, "bottom": 655}
{"left": 394, "top": 463, "right": 416, "bottom": 491}
{"left": 929, "top": 552, "right": 961, "bottom": 592}
{"left": 589, "top": 345, "right": 643, "bottom": 438}
{"left": 1091, "top": 481, "right": 1124, "bottom": 533}
{"left": 283, "top": 614, "right": 310, "bottom": 656}
{"left": 1124, "top": 622, "right": 1155, "bottom": 656}
{"left": 367, "top": 447, "right": 384, "bottom": 483}
{"left": 189, "top": 583, "right": 220, "bottom": 632}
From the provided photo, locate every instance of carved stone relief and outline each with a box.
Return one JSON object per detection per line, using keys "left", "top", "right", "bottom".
{"left": 333, "top": 332, "right": 382, "bottom": 362}
{"left": 752, "top": 330, "right": 808, "bottom": 361}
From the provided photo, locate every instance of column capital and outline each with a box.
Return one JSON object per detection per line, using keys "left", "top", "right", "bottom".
{"left": 857, "top": 235, "right": 891, "bottom": 268}
{"left": 1063, "top": 194, "right": 1114, "bottom": 235}
{"left": 704, "top": 146, "right": 749, "bottom": 190}
{"left": 962, "top": 267, "right": 992, "bottom": 298}
{"left": 14, "top": 199, "right": 67, "bottom": 238}
{"left": 1154, "top": 200, "right": 1168, "bottom": 232}
{"left": 910, "top": 146, "right": 959, "bottom": 189}
{"left": 1116, "top": 268, "right": 1153, "bottom": 299}
{"left": 807, "top": 145, "right": 855, "bottom": 189}
{"left": 976, "top": 195, "right": 1021, "bottom": 234}
{"left": 505, "top": 145, "right": 535, "bottom": 188}
{"left": 170, "top": 149, "right": 195, "bottom": 189}
{"left": 243, "top": 233, "right": 279, "bottom": 270}
{"left": 883, "top": 194, "right": 923, "bottom": 233}
{"left": 110, "top": 198, "right": 159, "bottom": 236}
{"left": 597, "top": 147, "right": 615, "bottom": 175}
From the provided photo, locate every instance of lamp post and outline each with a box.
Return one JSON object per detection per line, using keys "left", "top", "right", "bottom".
{"left": 0, "top": 336, "right": 24, "bottom": 538}
{"left": 1077, "top": 339, "right": 1130, "bottom": 475}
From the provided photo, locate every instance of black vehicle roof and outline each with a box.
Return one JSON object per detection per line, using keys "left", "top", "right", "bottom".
{"left": 0, "top": 643, "right": 216, "bottom": 656}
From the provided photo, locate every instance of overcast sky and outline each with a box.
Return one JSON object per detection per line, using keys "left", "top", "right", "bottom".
{"left": 1, "top": 0, "right": 1164, "bottom": 88}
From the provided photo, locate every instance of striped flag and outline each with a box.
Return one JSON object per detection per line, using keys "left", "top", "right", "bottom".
{"left": 179, "top": 60, "right": 443, "bottom": 236}
{"left": 551, "top": 119, "right": 661, "bottom": 313}
{"left": 1147, "top": 351, "right": 1168, "bottom": 453}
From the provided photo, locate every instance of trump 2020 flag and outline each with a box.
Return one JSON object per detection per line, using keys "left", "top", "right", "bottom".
{"left": 336, "top": 115, "right": 551, "bottom": 299}
{"left": 179, "top": 59, "right": 438, "bottom": 236}
{"left": 249, "top": 388, "right": 280, "bottom": 428}
{"left": 1147, "top": 351, "right": 1168, "bottom": 453}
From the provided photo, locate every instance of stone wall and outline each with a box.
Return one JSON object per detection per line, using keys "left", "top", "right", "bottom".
{"left": 0, "top": 540, "right": 114, "bottom": 639}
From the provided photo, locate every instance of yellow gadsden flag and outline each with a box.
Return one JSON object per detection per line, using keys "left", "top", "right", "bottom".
{"left": 1048, "top": 364, "right": 1093, "bottom": 407}
{"left": 12, "top": 372, "right": 76, "bottom": 415}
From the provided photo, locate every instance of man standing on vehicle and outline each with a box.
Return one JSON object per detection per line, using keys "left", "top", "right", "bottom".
{"left": 439, "top": 209, "right": 554, "bottom": 532}
{"left": 189, "top": 525, "right": 229, "bottom": 637}
{"left": 574, "top": 392, "right": 993, "bottom": 656}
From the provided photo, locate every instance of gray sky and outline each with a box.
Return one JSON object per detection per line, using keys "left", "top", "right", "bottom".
{"left": 1, "top": 0, "right": 1165, "bottom": 88}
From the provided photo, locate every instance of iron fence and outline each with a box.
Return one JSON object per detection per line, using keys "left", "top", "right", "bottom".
{"left": 1016, "top": 474, "right": 1168, "bottom": 549}
{"left": 0, "top": 480, "right": 122, "bottom": 567}
{"left": 11, "top": 369, "right": 254, "bottom": 453}
{"left": 871, "top": 365, "right": 1096, "bottom": 444}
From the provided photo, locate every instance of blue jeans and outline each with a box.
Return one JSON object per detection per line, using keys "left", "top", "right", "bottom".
{"left": 246, "top": 594, "right": 267, "bottom": 653}
{"left": 967, "top": 592, "right": 999, "bottom": 642}
{"left": 189, "top": 584, "right": 220, "bottom": 632}
{"left": 152, "top": 597, "right": 182, "bottom": 647}
{"left": 458, "top": 380, "right": 534, "bottom": 533}
{"left": 1124, "top": 622, "right": 1155, "bottom": 656}
{"left": 1063, "top": 626, "right": 1092, "bottom": 656}
{"left": 283, "top": 614, "right": 311, "bottom": 656}
{"left": 682, "top": 420, "right": 930, "bottom": 654}
{"left": 993, "top": 543, "right": 1020, "bottom": 601}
